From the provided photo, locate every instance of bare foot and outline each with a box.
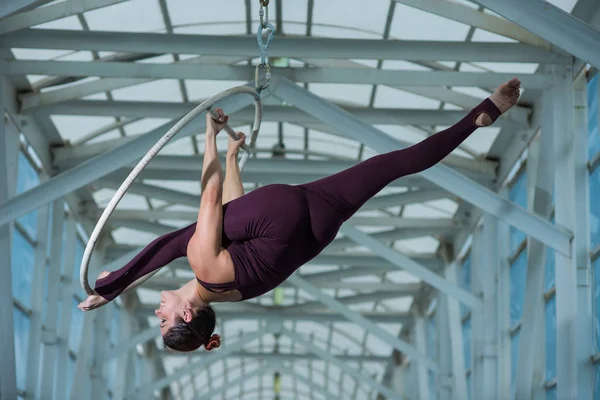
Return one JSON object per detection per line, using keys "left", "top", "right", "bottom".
{"left": 77, "top": 271, "right": 110, "bottom": 311}
{"left": 476, "top": 78, "right": 521, "bottom": 127}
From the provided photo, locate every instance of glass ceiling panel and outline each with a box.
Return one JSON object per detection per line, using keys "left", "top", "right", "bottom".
{"left": 390, "top": 3, "right": 470, "bottom": 41}
{"left": 313, "top": 0, "right": 390, "bottom": 39}
{"left": 111, "top": 79, "right": 183, "bottom": 102}
{"left": 84, "top": 0, "right": 165, "bottom": 32}
{"left": 167, "top": 0, "right": 246, "bottom": 27}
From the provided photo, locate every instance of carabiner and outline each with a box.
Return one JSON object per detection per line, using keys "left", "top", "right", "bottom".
{"left": 255, "top": 63, "right": 271, "bottom": 92}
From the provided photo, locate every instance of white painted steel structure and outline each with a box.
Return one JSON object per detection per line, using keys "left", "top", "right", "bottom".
{"left": 2, "top": 0, "right": 600, "bottom": 399}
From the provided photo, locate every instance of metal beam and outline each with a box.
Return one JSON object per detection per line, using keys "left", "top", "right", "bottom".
{"left": 132, "top": 328, "right": 274, "bottom": 398}
{"left": 288, "top": 275, "right": 436, "bottom": 371}
{"left": 58, "top": 147, "right": 495, "bottom": 179}
{"left": 283, "top": 329, "right": 403, "bottom": 400}
{"left": 341, "top": 224, "right": 481, "bottom": 309}
{"left": 413, "top": 315, "right": 430, "bottom": 399}
{"left": 302, "top": 55, "right": 531, "bottom": 125}
{"left": 0, "top": 82, "right": 258, "bottom": 228}
{"left": 166, "top": 351, "right": 389, "bottom": 363}
{"left": 515, "top": 96, "right": 553, "bottom": 399}
{"left": 273, "top": 75, "right": 572, "bottom": 255}
{"left": 74, "top": 155, "right": 490, "bottom": 185}
{"left": 0, "top": 0, "right": 127, "bottom": 34}
{"left": 551, "top": 65, "right": 578, "bottom": 399}
{"left": 572, "top": 70, "right": 594, "bottom": 399}
{"left": 105, "top": 208, "right": 457, "bottom": 229}
{"left": 17, "top": 55, "right": 248, "bottom": 110}
{"left": 24, "top": 190, "right": 50, "bottom": 398}
{"left": 33, "top": 100, "right": 527, "bottom": 130}
{"left": 442, "top": 260, "right": 468, "bottom": 400}
{"left": 0, "top": 0, "right": 53, "bottom": 19}
{"left": 394, "top": 0, "right": 552, "bottom": 49}
{"left": 471, "top": 0, "right": 600, "bottom": 69}
{"left": 0, "top": 59, "right": 554, "bottom": 90}
{"left": 0, "top": 29, "right": 571, "bottom": 63}
{"left": 140, "top": 276, "right": 422, "bottom": 294}
{"left": 479, "top": 214, "right": 500, "bottom": 399}
{"left": 0, "top": 83, "right": 18, "bottom": 400}
{"left": 327, "top": 228, "right": 449, "bottom": 252}
{"left": 136, "top": 303, "right": 413, "bottom": 324}
{"left": 104, "top": 244, "right": 443, "bottom": 272}
{"left": 283, "top": 291, "right": 415, "bottom": 313}
{"left": 39, "top": 200, "right": 65, "bottom": 396}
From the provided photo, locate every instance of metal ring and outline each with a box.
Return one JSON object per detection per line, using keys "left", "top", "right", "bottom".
{"left": 79, "top": 86, "right": 263, "bottom": 296}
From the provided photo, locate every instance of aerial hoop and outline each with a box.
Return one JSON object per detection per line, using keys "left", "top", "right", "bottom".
{"left": 79, "top": 86, "right": 263, "bottom": 296}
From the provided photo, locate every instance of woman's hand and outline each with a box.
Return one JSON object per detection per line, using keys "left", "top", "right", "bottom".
{"left": 227, "top": 132, "right": 247, "bottom": 157}
{"left": 206, "top": 108, "right": 229, "bottom": 136}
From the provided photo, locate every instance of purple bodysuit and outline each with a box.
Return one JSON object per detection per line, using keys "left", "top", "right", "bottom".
{"left": 94, "top": 99, "right": 501, "bottom": 301}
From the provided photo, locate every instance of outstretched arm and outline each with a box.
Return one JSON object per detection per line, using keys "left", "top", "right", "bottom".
{"left": 78, "top": 222, "right": 197, "bottom": 310}
{"left": 222, "top": 132, "right": 246, "bottom": 204}
{"left": 188, "top": 109, "right": 229, "bottom": 272}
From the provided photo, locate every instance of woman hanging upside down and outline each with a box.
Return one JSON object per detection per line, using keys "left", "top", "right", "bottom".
{"left": 78, "top": 78, "right": 521, "bottom": 352}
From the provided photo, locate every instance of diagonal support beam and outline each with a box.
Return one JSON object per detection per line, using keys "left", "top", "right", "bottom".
{"left": 0, "top": 0, "right": 127, "bottom": 34}
{"left": 0, "top": 82, "right": 261, "bottom": 228}
{"left": 340, "top": 224, "right": 480, "bottom": 309}
{"left": 283, "top": 329, "right": 403, "bottom": 400}
{"left": 132, "top": 328, "right": 273, "bottom": 398}
{"left": 273, "top": 75, "right": 572, "bottom": 256}
{"left": 0, "top": 0, "right": 53, "bottom": 19}
{"left": 287, "top": 275, "right": 437, "bottom": 372}
{"left": 394, "top": 0, "right": 552, "bottom": 49}
{"left": 470, "top": 0, "right": 600, "bottom": 69}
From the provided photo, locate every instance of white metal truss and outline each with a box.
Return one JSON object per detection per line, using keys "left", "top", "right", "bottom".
{"left": 2, "top": 0, "right": 600, "bottom": 399}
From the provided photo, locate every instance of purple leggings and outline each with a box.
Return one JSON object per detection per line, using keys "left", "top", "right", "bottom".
{"left": 95, "top": 99, "right": 501, "bottom": 301}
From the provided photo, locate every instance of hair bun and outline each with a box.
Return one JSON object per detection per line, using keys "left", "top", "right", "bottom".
{"left": 205, "top": 334, "right": 221, "bottom": 351}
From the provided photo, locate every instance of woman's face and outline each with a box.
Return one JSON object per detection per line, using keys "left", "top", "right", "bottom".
{"left": 155, "top": 290, "right": 184, "bottom": 335}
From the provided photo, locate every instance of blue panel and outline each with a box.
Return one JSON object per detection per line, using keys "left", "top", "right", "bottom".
{"left": 460, "top": 256, "right": 472, "bottom": 316}
{"left": 13, "top": 307, "right": 30, "bottom": 390}
{"left": 66, "top": 357, "right": 75, "bottom": 399}
{"left": 16, "top": 152, "right": 39, "bottom": 239}
{"left": 466, "top": 373, "right": 472, "bottom": 400}
{"left": 509, "top": 171, "right": 528, "bottom": 253}
{"left": 595, "top": 257, "right": 600, "bottom": 352}
{"left": 72, "top": 239, "right": 85, "bottom": 297}
{"left": 11, "top": 230, "right": 34, "bottom": 308}
{"left": 588, "top": 73, "right": 600, "bottom": 159}
{"left": 69, "top": 298, "right": 83, "bottom": 353}
{"left": 427, "top": 316, "right": 437, "bottom": 359}
{"left": 544, "top": 246, "right": 556, "bottom": 292}
{"left": 510, "top": 251, "right": 528, "bottom": 326}
{"left": 591, "top": 167, "right": 600, "bottom": 249}
{"left": 545, "top": 295, "right": 557, "bottom": 380}
{"left": 462, "top": 318, "right": 472, "bottom": 370}
{"left": 428, "top": 371, "right": 437, "bottom": 400}
{"left": 511, "top": 329, "right": 521, "bottom": 400}
{"left": 110, "top": 306, "right": 121, "bottom": 345}
{"left": 43, "top": 264, "right": 49, "bottom": 320}
{"left": 595, "top": 363, "right": 600, "bottom": 399}
{"left": 546, "top": 386, "right": 557, "bottom": 400}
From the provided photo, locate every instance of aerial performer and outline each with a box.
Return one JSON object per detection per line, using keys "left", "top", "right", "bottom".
{"left": 78, "top": 78, "right": 521, "bottom": 353}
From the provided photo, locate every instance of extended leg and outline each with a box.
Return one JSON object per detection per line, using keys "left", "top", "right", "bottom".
{"left": 300, "top": 79, "right": 520, "bottom": 220}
